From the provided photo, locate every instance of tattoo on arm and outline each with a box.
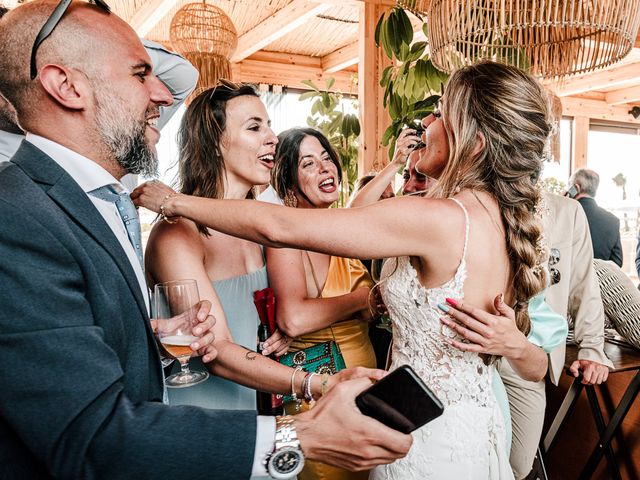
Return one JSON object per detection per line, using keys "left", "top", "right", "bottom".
{"left": 244, "top": 348, "right": 258, "bottom": 361}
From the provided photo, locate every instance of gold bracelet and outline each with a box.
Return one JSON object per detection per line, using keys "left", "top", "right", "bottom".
{"left": 159, "top": 193, "right": 178, "bottom": 224}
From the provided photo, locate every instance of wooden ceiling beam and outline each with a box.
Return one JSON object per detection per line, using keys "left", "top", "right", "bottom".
{"left": 562, "top": 96, "right": 640, "bottom": 124}
{"left": 321, "top": 21, "right": 426, "bottom": 74}
{"left": 248, "top": 51, "right": 322, "bottom": 69}
{"left": 322, "top": 42, "right": 359, "bottom": 73}
{"left": 606, "top": 84, "right": 640, "bottom": 105}
{"left": 549, "top": 62, "right": 640, "bottom": 97}
{"left": 232, "top": 59, "right": 356, "bottom": 93}
{"left": 130, "top": 0, "right": 180, "bottom": 37}
{"left": 230, "top": 0, "right": 332, "bottom": 63}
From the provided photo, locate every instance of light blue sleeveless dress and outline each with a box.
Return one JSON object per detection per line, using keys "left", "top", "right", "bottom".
{"left": 167, "top": 266, "right": 268, "bottom": 410}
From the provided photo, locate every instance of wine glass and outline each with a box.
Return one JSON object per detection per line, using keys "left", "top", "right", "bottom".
{"left": 370, "top": 258, "right": 385, "bottom": 283}
{"left": 153, "top": 279, "right": 209, "bottom": 388}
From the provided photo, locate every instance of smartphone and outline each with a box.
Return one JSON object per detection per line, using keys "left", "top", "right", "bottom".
{"left": 355, "top": 365, "right": 444, "bottom": 433}
{"left": 412, "top": 140, "right": 426, "bottom": 150}
{"left": 566, "top": 184, "right": 578, "bottom": 198}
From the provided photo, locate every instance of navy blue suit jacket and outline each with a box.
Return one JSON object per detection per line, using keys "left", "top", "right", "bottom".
{"left": 0, "top": 142, "right": 257, "bottom": 479}
{"left": 578, "top": 197, "right": 623, "bottom": 267}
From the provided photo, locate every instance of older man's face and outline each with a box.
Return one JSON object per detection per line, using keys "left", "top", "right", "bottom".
{"left": 402, "top": 149, "right": 438, "bottom": 195}
{"left": 86, "top": 13, "right": 173, "bottom": 176}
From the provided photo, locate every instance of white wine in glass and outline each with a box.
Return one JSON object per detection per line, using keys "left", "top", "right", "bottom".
{"left": 153, "top": 279, "right": 209, "bottom": 388}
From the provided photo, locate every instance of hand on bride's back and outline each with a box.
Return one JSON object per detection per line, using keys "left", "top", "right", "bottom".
{"left": 438, "top": 294, "right": 528, "bottom": 358}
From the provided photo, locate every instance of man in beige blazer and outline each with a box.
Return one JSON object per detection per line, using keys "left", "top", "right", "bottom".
{"left": 498, "top": 191, "right": 613, "bottom": 479}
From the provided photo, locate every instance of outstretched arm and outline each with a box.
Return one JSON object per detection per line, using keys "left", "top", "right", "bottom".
{"left": 348, "top": 128, "right": 419, "bottom": 208}
{"left": 132, "top": 181, "right": 449, "bottom": 262}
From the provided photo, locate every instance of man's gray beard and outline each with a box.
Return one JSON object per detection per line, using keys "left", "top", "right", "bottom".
{"left": 94, "top": 91, "right": 159, "bottom": 178}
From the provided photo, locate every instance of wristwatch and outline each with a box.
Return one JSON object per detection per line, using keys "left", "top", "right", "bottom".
{"left": 265, "top": 415, "right": 305, "bottom": 479}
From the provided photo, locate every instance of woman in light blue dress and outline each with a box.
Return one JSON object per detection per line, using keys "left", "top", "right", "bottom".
{"left": 145, "top": 83, "right": 371, "bottom": 409}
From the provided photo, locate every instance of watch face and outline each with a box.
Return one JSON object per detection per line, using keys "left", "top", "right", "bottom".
{"left": 268, "top": 447, "right": 304, "bottom": 479}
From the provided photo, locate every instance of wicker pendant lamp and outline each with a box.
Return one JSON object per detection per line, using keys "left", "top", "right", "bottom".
{"left": 170, "top": 2, "right": 238, "bottom": 96}
{"left": 396, "top": 0, "right": 429, "bottom": 17}
{"left": 426, "top": 0, "right": 640, "bottom": 80}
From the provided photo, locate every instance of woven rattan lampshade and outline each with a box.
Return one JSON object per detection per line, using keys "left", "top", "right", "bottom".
{"left": 427, "top": 0, "right": 640, "bottom": 80}
{"left": 396, "top": 0, "right": 429, "bottom": 17}
{"left": 170, "top": 2, "right": 238, "bottom": 96}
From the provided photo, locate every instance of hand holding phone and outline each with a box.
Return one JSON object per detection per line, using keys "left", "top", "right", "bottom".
{"left": 566, "top": 184, "right": 579, "bottom": 198}
{"left": 355, "top": 365, "right": 444, "bottom": 433}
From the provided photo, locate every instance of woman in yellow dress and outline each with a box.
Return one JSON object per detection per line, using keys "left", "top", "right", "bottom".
{"left": 268, "top": 127, "right": 376, "bottom": 480}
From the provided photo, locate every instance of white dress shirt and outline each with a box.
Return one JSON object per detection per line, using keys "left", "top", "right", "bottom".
{"left": 0, "top": 129, "right": 23, "bottom": 163}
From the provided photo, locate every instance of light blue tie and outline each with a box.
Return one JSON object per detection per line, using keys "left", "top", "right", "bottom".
{"left": 89, "top": 185, "right": 144, "bottom": 269}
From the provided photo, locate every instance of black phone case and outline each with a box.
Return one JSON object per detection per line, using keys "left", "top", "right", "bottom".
{"left": 355, "top": 365, "right": 444, "bottom": 434}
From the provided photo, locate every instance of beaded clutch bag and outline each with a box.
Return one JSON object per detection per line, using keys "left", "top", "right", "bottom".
{"left": 279, "top": 341, "right": 346, "bottom": 403}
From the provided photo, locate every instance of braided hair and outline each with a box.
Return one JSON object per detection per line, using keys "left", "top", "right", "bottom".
{"left": 431, "top": 61, "right": 551, "bottom": 336}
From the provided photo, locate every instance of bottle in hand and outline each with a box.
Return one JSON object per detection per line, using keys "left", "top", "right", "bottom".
{"left": 257, "top": 319, "right": 283, "bottom": 416}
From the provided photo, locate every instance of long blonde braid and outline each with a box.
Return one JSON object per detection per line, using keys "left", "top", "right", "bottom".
{"left": 432, "top": 61, "right": 550, "bottom": 335}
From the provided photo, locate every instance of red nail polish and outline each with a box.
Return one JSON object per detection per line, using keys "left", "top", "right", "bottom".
{"left": 445, "top": 298, "right": 458, "bottom": 307}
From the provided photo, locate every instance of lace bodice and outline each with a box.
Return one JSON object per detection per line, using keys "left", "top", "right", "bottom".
{"left": 372, "top": 199, "right": 513, "bottom": 480}
{"left": 380, "top": 198, "right": 494, "bottom": 408}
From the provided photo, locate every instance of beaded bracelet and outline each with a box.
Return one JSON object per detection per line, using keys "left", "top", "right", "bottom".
{"left": 159, "top": 193, "right": 178, "bottom": 224}
{"left": 302, "top": 372, "right": 317, "bottom": 403}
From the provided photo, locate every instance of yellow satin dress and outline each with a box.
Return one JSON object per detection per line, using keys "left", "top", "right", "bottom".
{"left": 286, "top": 255, "right": 376, "bottom": 480}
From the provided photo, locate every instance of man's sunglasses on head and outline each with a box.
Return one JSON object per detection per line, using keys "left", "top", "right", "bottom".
{"left": 30, "top": 0, "right": 110, "bottom": 80}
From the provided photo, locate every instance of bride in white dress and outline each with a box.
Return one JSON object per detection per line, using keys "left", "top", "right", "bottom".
{"left": 133, "top": 61, "right": 554, "bottom": 479}
{"left": 371, "top": 201, "right": 511, "bottom": 479}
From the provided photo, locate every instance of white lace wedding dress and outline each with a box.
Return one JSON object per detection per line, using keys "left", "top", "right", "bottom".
{"left": 370, "top": 199, "right": 513, "bottom": 480}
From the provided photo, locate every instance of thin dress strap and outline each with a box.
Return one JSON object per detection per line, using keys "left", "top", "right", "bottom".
{"left": 449, "top": 197, "right": 470, "bottom": 263}
{"left": 303, "top": 250, "right": 338, "bottom": 343}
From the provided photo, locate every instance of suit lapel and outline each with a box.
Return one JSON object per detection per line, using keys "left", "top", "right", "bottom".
{"left": 12, "top": 143, "right": 156, "bottom": 341}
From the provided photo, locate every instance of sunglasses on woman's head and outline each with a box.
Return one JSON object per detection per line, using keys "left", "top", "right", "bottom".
{"left": 548, "top": 248, "right": 561, "bottom": 285}
{"left": 217, "top": 79, "right": 241, "bottom": 90}
{"left": 206, "top": 79, "right": 245, "bottom": 102}
{"left": 30, "top": 0, "right": 110, "bottom": 80}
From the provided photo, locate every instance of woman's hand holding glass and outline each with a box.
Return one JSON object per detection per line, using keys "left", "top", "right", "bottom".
{"left": 152, "top": 279, "right": 216, "bottom": 388}
{"left": 151, "top": 299, "right": 218, "bottom": 363}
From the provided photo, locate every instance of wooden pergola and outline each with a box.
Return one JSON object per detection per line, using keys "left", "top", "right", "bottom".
{"left": 22, "top": 0, "right": 640, "bottom": 175}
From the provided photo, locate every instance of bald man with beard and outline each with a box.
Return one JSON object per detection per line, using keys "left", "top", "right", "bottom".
{"left": 0, "top": 2, "right": 411, "bottom": 479}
